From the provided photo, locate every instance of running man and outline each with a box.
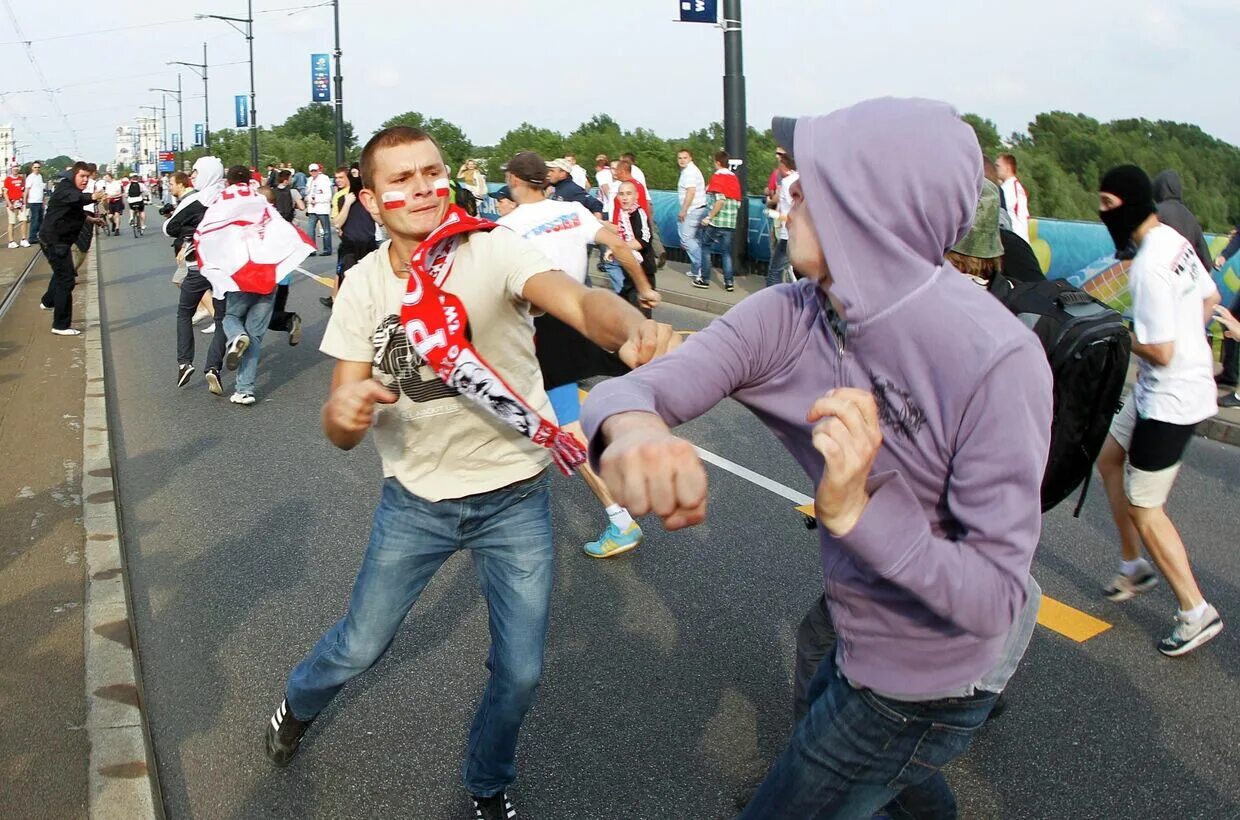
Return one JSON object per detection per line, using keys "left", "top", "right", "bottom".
{"left": 103, "top": 172, "right": 124, "bottom": 235}
{"left": 1094, "top": 164, "right": 1224, "bottom": 656}
{"left": 498, "top": 150, "right": 659, "bottom": 558}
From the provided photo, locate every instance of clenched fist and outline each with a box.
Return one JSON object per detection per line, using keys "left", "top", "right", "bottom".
{"left": 599, "top": 412, "right": 707, "bottom": 530}
{"left": 617, "top": 319, "right": 680, "bottom": 368}
{"left": 809, "top": 388, "right": 882, "bottom": 536}
{"left": 323, "top": 378, "right": 398, "bottom": 449}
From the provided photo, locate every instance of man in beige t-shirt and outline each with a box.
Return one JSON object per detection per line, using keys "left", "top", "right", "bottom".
{"left": 264, "top": 125, "right": 678, "bottom": 820}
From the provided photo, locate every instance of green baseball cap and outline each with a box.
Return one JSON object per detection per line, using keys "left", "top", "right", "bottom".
{"left": 951, "top": 179, "right": 1003, "bottom": 259}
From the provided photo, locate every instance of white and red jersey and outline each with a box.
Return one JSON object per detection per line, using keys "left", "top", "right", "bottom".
{"left": 3, "top": 174, "right": 25, "bottom": 206}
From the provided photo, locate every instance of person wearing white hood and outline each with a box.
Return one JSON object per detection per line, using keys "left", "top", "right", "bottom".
{"left": 167, "top": 156, "right": 228, "bottom": 392}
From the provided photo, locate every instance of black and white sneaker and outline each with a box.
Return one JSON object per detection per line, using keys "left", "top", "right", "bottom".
{"left": 691, "top": 277, "right": 710, "bottom": 289}
{"left": 288, "top": 313, "right": 303, "bottom": 346}
{"left": 177, "top": 364, "right": 195, "bottom": 388}
{"left": 471, "top": 791, "right": 516, "bottom": 820}
{"left": 224, "top": 335, "right": 250, "bottom": 371}
{"left": 204, "top": 369, "right": 223, "bottom": 396}
{"left": 265, "top": 697, "right": 313, "bottom": 767}
{"left": 1159, "top": 605, "right": 1223, "bottom": 657}
{"left": 1102, "top": 561, "right": 1158, "bottom": 602}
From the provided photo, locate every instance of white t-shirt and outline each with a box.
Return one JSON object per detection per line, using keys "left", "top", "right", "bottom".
{"left": 569, "top": 164, "right": 589, "bottom": 190}
{"left": 320, "top": 233, "right": 556, "bottom": 501}
{"left": 630, "top": 164, "right": 647, "bottom": 189}
{"left": 1001, "top": 177, "right": 1029, "bottom": 243}
{"left": 104, "top": 180, "right": 123, "bottom": 199}
{"left": 25, "top": 173, "right": 43, "bottom": 204}
{"left": 776, "top": 171, "right": 799, "bottom": 240}
{"left": 1129, "top": 224, "right": 1219, "bottom": 425}
{"left": 306, "top": 173, "right": 334, "bottom": 215}
{"left": 677, "top": 162, "right": 706, "bottom": 210}
{"left": 498, "top": 199, "right": 600, "bottom": 284}
{"left": 595, "top": 168, "right": 615, "bottom": 217}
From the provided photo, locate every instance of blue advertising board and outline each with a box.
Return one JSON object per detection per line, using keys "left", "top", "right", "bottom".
{"left": 311, "top": 53, "right": 331, "bottom": 102}
{"left": 194, "top": 123, "right": 204, "bottom": 147}
{"left": 679, "top": 0, "right": 717, "bottom": 23}
{"left": 234, "top": 95, "right": 248, "bottom": 128}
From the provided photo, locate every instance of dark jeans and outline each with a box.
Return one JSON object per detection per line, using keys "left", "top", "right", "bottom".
{"left": 766, "top": 238, "right": 789, "bottom": 287}
{"left": 177, "top": 270, "right": 226, "bottom": 368}
{"left": 701, "top": 225, "right": 736, "bottom": 286}
{"left": 740, "top": 650, "right": 997, "bottom": 819}
{"left": 1221, "top": 290, "right": 1240, "bottom": 385}
{"left": 267, "top": 283, "right": 299, "bottom": 333}
{"left": 286, "top": 472, "right": 554, "bottom": 797}
{"left": 40, "top": 242, "right": 77, "bottom": 330}
{"left": 307, "top": 213, "right": 332, "bottom": 253}
{"left": 27, "top": 202, "right": 43, "bottom": 238}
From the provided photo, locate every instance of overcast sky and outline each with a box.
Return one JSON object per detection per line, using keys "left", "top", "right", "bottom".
{"left": 3, "top": 0, "right": 1237, "bottom": 164}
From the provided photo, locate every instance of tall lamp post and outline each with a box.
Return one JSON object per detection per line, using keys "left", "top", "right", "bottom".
{"left": 151, "top": 75, "right": 184, "bottom": 153}
{"left": 196, "top": 2, "right": 257, "bottom": 168}
{"left": 169, "top": 44, "right": 209, "bottom": 149}
{"left": 332, "top": 0, "right": 344, "bottom": 167}
{"left": 721, "top": 0, "right": 748, "bottom": 268}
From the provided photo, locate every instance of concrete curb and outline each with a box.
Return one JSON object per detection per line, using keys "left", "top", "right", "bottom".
{"left": 81, "top": 244, "right": 159, "bottom": 819}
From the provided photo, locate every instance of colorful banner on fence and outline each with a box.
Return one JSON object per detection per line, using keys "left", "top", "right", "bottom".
{"left": 311, "top": 53, "right": 331, "bottom": 102}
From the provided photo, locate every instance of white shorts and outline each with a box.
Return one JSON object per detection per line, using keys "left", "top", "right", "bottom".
{"left": 7, "top": 206, "right": 26, "bottom": 225}
{"left": 1108, "top": 399, "right": 1193, "bottom": 508}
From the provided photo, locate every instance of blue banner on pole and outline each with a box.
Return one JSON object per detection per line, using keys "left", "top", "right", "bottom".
{"left": 311, "top": 53, "right": 331, "bottom": 102}
{"left": 235, "top": 95, "right": 248, "bottom": 128}
{"left": 194, "top": 123, "right": 204, "bottom": 146}
{"left": 171, "top": 133, "right": 180, "bottom": 151}
{"left": 678, "top": 0, "right": 717, "bottom": 23}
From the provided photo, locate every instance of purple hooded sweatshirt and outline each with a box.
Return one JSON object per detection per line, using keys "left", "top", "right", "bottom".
{"left": 582, "top": 98, "right": 1053, "bottom": 699}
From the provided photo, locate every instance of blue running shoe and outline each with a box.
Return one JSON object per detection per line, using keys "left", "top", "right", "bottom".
{"left": 583, "top": 521, "right": 642, "bottom": 558}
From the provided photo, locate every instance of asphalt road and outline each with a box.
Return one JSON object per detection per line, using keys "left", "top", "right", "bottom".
{"left": 99, "top": 223, "right": 1240, "bottom": 819}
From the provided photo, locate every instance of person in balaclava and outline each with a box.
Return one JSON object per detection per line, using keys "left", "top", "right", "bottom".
{"left": 1152, "top": 169, "right": 1212, "bottom": 270}
{"left": 1093, "top": 164, "right": 1223, "bottom": 657}
{"left": 581, "top": 98, "right": 1053, "bottom": 818}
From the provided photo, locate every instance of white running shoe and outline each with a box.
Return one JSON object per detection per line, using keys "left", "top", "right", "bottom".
{"left": 6, "top": 241, "right": 16, "bottom": 249}
{"left": 192, "top": 308, "right": 211, "bottom": 325}
{"left": 201, "top": 322, "right": 216, "bottom": 334}
{"left": 51, "top": 327, "right": 82, "bottom": 336}
{"left": 19, "top": 239, "right": 29, "bottom": 248}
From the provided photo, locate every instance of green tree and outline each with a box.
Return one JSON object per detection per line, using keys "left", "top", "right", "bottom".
{"left": 277, "top": 103, "right": 356, "bottom": 151}
{"left": 962, "top": 114, "right": 1002, "bottom": 159}
{"left": 378, "top": 112, "right": 473, "bottom": 169}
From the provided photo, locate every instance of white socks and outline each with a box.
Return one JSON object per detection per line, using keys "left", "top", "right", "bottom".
{"left": 1179, "top": 601, "right": 1208, "bottom": 622}
{"left": 605, "top": 504, "right": 635, "bottom": 531}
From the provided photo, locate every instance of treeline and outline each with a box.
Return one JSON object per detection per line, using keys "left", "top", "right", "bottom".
{"left": 48, "top": 104, "right": 1240, "bottom": 232}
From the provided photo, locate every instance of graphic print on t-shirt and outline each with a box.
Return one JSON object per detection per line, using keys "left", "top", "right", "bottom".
{"left": 371, "top": 314, "right": 468, "bottom": 403}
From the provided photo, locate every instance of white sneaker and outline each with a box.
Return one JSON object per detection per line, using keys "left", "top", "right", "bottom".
{"left": 39, "top": 302, "right": 51, "bottom": 310}
{"left": 229, "top": 391, "right": 256, "bottom": 406}
{"left": 192, "top": 308, "right": 211, "bottom": 325}
{"left": 51, "top": 327, "right": 82, "bottom": 336}
{"left": 19, "top": 239, "right": 29, "bottom": 248}
{"left": 201, "top": 322, "right": 216, "bottom": 334}
{"left": 6, "top": 241, "right": 16, "bottom": 249}
{"left": 1159, "top": 604, "right": 1223, "bottom": 657}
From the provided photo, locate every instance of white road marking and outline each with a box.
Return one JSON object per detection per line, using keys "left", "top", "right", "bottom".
{"left": 693, "top": 447, "right": 813, "bottom": 505}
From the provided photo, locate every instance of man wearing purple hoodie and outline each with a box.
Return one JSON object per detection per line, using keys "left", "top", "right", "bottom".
{"left": 581, "top": 98, "right": 1052, "bottom": 818}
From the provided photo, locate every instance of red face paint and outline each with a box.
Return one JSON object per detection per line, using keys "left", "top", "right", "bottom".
{"left": 382, "top": 190, "right": 408, "bottom": 210}
{"left": 435, "top": 178, "right": 451, "bottom": 198}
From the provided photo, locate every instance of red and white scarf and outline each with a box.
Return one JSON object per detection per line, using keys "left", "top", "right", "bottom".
{"left": 399, "top": 203, "right": 587, "bottom": 475}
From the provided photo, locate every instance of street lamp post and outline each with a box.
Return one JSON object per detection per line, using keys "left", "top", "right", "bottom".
{"left": 169, "top": 44, "right": 209, "bottom": 149}
{"left": 151, "top": 76, "right": 184, "bottom": 152}
{"left": 721, "top": 0, "right": 748, "bottom": 268}
{"left": 196, "top": 3, "right": 257, "bottom": 168}
{"left": 332, "top": 0, "right": 344, "bottom": 167}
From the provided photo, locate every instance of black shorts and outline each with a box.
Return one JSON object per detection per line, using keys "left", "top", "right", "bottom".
{"left": 128, "top": 201, "right": 145, "bottom": 212}
{"left": 108, "top": 199, "right": 123, "bottom": 214}
{"left": 1128, "top": 417, "right": 1196, "bottom": 472}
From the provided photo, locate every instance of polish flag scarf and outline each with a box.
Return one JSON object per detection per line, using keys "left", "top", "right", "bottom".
{"left": 706, "top": 168, "right": 742, "bottom": 201}
{"left": 399, "top": 201, "right": 587, "bottom": 475}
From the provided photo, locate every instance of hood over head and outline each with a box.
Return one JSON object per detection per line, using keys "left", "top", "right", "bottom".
{"left": 193, "top": 156, "right": 226, "bottom": 206}
{"left": 777, "top": 98, "right": 981, "bottom": 325}
{"left": 1152, "top": 169, "right": 1182, "bottom": 203}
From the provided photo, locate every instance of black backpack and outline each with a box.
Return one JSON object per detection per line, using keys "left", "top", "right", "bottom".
{"left": 128, "top": 181, "right": 141, "bottom": 198}
{"left": 274, "top": 186, "right": 295, "bottom": 222}
{"left": 988, "top": 273, "right": 1131, "bottom": 514}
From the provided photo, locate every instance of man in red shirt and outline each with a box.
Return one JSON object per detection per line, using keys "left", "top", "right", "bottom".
{"left": 4, "top": 163, "right": 29, "bottom": 248}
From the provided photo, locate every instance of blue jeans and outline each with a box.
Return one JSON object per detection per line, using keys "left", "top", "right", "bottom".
{"left": 766, "top": 237, "right": 790, "bottom": 287}
{"left": 286, "top": 471, "right": 554, "bottom": 797}
{"left": 222, "top": 291, "right": 275, "bottom": 394}
{"left": 307, "top": 212, "right": 332, "bottom": 252}
{"left": 702, "top": 225, "right": 735, "bottom": 286}
{"left": 740, "top": 651, "right": 997, "bottom": 819}
{"left": 602, "top": 259, "right": 624, "bottom": 293}
{"left": 679, "top": 206, "right": 707, "bottom": 279}
{"left": 27, "top": 202, "right": 43, "bottom": 238}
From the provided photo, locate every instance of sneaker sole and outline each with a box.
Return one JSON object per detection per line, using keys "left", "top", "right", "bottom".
{"left": 178, "top": 368, "right": 194, "bottom": 388}
{"left": 1159, "top": 618, "right": 1223, "bottom": 657}
{"left": 289, "top": 317, "right": 302, "bottom": 347}
{"left": 1103, "top": 575, "right": 1158, "bottom": 602}
{"left": 225, "top": 337, "right": 250, "bottom": 371}
{"left": 205, "top": 372, "right": 223, "bottom": 396}
{"left": 583, "top": 539, "right": 642, "bottom": 559}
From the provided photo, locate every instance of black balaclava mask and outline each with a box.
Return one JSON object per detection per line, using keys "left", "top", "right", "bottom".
{"left": 1099, "top": 165, "right": 1156, "bottom": 253}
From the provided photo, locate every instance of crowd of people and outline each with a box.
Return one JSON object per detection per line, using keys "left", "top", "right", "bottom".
{"left": 19, "top": 92, "right": 1240, "bottom": 818}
